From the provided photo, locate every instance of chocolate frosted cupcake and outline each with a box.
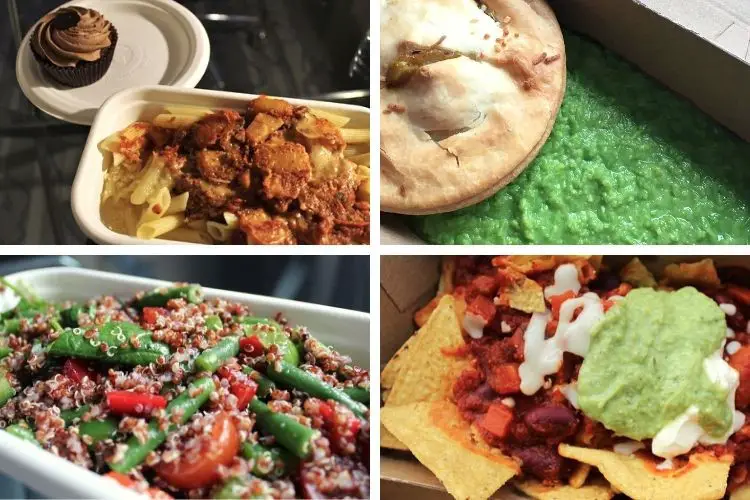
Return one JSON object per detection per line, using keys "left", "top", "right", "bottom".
{"left": 30, "top": 6, "right": 118, "bottom": 88}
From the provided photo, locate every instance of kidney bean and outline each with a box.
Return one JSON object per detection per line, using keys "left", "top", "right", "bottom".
{"left": 524, "top": 405, "right": 578, "bottom": 438}
{"left": 513, "top": 445, "right": 564, "bottom": 482}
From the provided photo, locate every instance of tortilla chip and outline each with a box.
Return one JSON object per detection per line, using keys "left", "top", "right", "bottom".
{"left": 559, "top": 444, "right": 731, "bottom": 500}
{"left": 439, "top": 257, "right": 456, "bottom": 294}
{"left": 493, "top": 256, "right": 601, "bottom": 274}
{"left": 662, "top": 258, "right": 721, "bottom": 288}
{"left": 386, "top": 295, "right": 466, "bottom": 407}
{"left": 620, "top": 257, "right": 657, "bottom": 288}
{"left": 569, "top": 463, "right": 592, "bottom": 488}
{"left": 731, "top": 485, "right": 750, "bottom": 500}
{"left": 414, "top": 295, "right": 443, "bottom": 327}
{"left": 380, "top": 422, "right": 408, "bottom": 450}
{"left": 382, "top": 401, "right": 517, "bottom": 500}
{"left": 514, "top": 479, "right": 613, "bottom": 500}
{"left": 508, "top": 277, "right": 546, "bottom": 313}
{"left": 381, "top": 333, "right": 419, "bottom": 397}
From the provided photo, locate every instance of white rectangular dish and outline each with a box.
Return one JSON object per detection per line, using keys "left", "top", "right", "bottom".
{"left": 0, "top": 267, "right": 370, "bottom": 498}
{"left": 71, "top": 85, "right": 371, "bottom": 245}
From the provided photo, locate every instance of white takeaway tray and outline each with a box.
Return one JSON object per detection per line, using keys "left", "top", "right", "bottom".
{"left": 71, "top": 85, "right": 371, "bottom": 245}
{"left": 0, "top": 267, "right": 370, "bottom": 499}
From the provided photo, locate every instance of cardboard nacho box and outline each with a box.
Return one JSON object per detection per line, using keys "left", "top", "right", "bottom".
{"left": 380, "top": 0, "right": 750, "bottom": 245}
{"left": 380, "top": 255, "right": 750, "bottom": 498}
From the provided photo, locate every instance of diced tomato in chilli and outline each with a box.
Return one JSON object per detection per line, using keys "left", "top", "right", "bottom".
{"left": 466, "top": 294, "right": 496, "bottom": 324}
{"left": 487, "top": 363, "right": 522, "bottom": 395}
{"left": 548, "top": 290, "right": 577, "bottom": 319}
{"left": 479, "top": 403, "right": 513, "bottom": 439}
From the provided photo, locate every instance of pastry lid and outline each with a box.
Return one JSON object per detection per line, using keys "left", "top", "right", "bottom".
{"left": 15, "top": 0, "right": 210, "bottom": 125}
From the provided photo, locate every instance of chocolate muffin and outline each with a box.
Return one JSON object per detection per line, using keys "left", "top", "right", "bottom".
{"left": 29, "top": 6, "right": 118, "bottom": 88}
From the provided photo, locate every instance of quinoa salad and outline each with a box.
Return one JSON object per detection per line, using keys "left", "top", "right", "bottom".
{"left": 0, "top": 278, "right": 370, "bottom": 499}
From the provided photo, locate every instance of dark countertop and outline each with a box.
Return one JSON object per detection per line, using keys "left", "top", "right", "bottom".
{"left": 0, "top": 0, "right": 369, "bottom": 244}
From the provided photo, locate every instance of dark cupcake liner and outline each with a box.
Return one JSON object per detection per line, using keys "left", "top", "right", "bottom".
{"left": 30, "top": 23, "right": 118, "bottom": 88}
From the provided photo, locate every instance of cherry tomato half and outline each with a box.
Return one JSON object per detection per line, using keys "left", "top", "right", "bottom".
{"left": 155, "top": 411, "right": 240, "bottom": 489}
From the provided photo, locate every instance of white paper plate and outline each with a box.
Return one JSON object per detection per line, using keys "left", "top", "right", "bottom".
{"left": 71, "top": 85, "right": 371, "bottom": 245}
{"left": 15, "top": 0, "right": 210, "bottom": 125}
{"left": 0, "top": 267, "right": 370, "bottom": 498}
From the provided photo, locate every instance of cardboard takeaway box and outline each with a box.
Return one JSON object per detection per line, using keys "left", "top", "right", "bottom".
{"left": 380, "top": 255, "right": 750, "bottom": 498}
{"left": 380, "top": 0, "right": 750, "bottom": 245}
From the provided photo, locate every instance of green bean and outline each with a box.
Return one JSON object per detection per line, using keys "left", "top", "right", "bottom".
{"left": 79, "top": 418, "right": 118, "bottom": 443}
{"left": 0, "top": 377, "right": 15, "bottom": 407}
{"left": 243, "top": 368, "right": 275, "bottom": 398}
{"left": 265, "top": 362, "right": 367, "bottom": 418}
{"left": 59, "top": 305, "right": 94, "bottom": 328}
{"left": 343, "top": 387, "right": 370, "bottom": 406}
{"left": 241, "top": 322, "right": 299, "bottom": 366}
{"left": 1, "top": 319, "right": 20, "bottom": 334}
{"left": 238, "top": 316, "right": 281, "bottom": 329}
{"left": 205, "top": 315, "right": 223, "bottom": 331}
{"left": 248, "top": 398, "right": 318, "bottom": 459}
{"left": 136, "top": 285, "right": 203, "bottom": 308}
{"left": 60, "top": 405, "right": 90, "bottom": 425}
{"left": 107, "top": 377, "right": 214, "bottom": 473}
{"left": 241, "top": 442, "right": 295, "bottom": 479}
{"left": 195, "top": 337, "right": 239, "bottom": 373}
{"left": 215, "top": 476, "right": 269, "bottom": 499}
{"left": 5, "top": 424, "right": 38, "bottom": 445}
{"left": 48, "top": 322, "right": 170, "bottom": 366}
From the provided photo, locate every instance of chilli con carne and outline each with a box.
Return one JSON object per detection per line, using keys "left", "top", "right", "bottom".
{"left": 0, "top": 279, "right": 369, "bottom": 499}
{"left": 381, "top": 256, "right": 750, "bottom": 500}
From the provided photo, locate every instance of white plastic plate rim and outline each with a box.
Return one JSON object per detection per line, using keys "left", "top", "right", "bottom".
{"left": 0, "top": 266, "right": 369, "bottom": 498}
{"left": 15, "top": 0, "right": 210, "bottom": 125}
{"left": 71, "top": 85, "right": 371, "bottom": 245}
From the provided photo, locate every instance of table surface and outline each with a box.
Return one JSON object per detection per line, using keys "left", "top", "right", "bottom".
{"left": 0, "top": 0, "right": 369, "bottom": 245}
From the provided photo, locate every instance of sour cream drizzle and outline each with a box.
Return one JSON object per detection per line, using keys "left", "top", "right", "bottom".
{"left": 462, "top": 312, "right": 486, "bottom": 339}
{"left": 520, "top": 267, "right": 605, "bottom": 395}
{"left": 544, "top": 264, "right": 581, "bottom": 299}
{"left": 651, "top": 344, "right": 745, "bottom": 459}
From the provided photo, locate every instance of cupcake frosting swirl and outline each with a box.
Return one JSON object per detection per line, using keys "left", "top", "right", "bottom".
{"left": 31, "top": 6, "right": 112, "bottom": 67}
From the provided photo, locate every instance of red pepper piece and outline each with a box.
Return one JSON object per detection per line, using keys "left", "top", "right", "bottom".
{"left": 64, "top": 359, "right": 95, "bottom": 384}
{"left": 230, "top": 381, "right": 258, "bottom": 411}
{"left": 106, "top": 391, "right": 167, "bottom": 416}
{"left": 142, "top": 307, "right": 168, "bottom": 325}
{"left": 239, "top": 335, "right": 264, "bottom": 355}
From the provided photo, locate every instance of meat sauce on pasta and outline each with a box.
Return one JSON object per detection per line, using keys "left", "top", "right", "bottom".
{"left": 99, "top": 97, "right": 370, "bottom": 245}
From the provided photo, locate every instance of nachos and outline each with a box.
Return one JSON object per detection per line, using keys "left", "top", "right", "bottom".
{"left": 382, "top": 256, "right": 750, "bottom": 499}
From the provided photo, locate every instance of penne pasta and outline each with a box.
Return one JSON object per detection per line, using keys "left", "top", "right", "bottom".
{"left": 186, "top": 219, "right": 208, "bottom": 232}
{"left": 166, "top": 192, "right": 189, "bottom": 215}
{"left": 223, "top": 212, "right": 239, "bottom": 229}
{"left": 206, "top": 221, "right": 235, "bottom": 242}
{"left": 152, "top": 113, "right": 203, "bottom": 129}
{"left": 136, "top": 214, "right": 183, "bottom": 240}
{"left": 138, "top": 187, "right": 171, "bottom": 226}
{"left": 130, "top": 154, "right": 165, "bottom": 205}
{"left": 310, "top": 108, "right": 351, "bottom": 127}
{"left": 99, "top": 96, "right": 369, "bottom": 245}
{"left": 344, "top": 144, "right": 370, "bottom": 158}
{"left": 162, "top": 227, "right": 213, "bottom": 244}
{"left": 98, "top": 132, "right": 121, "bottom": 154}
{"left": 347, "top": 152, "right": 370, "bottom": 166}
{"left": 340, "top": 128, "right": 370, "bottom": 144}
{"left": 163, "top": 105, "right": 214, "bottom": 118}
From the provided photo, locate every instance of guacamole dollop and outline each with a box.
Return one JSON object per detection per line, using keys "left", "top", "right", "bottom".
{"left": 412, "top": 32, "right": 750, "bottom": 244}
{"left": 577, "top": 287, "right": 732, "bottom": 440}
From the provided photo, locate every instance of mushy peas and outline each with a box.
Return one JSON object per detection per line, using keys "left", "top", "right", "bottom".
{"left": 413, "top": 32, "right": 750, "bottom": 244}
{"left": 577, "top": 287, "right": 744, "bottom": 458}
